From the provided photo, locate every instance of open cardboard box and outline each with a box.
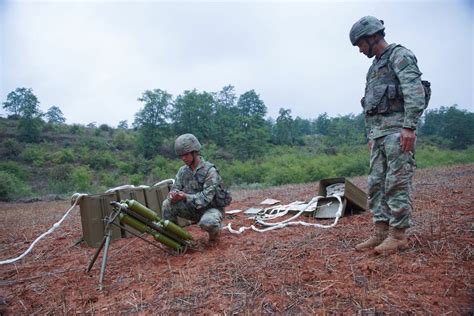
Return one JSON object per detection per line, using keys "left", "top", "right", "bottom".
{"left": 313, "top": 177, "right": 367, "bottom": 219}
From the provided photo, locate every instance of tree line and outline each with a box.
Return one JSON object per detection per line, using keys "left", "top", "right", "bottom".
{"left": 1, "top": 86, "right": 473, "bottom": 201}
{"left": 3, "top": 86, "right": 473, "bottom": 157}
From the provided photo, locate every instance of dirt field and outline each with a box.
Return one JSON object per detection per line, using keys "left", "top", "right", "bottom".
{"left": 0, "top": 164, "right": 472, "bottom": 314}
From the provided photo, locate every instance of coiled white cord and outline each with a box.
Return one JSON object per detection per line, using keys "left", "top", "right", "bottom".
{"left": 225, "top": 195, "right": 344, "bottom": 234}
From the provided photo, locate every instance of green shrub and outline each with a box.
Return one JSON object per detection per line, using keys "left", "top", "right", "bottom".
{"left": 150, "top": 155, "right": 181, "bottom": 181}
{"left": 332, "top": 150, "right": 369, "bottom": 177}
{"left": 69, "top": 124, "right": 84, "bottom": 135}
{"left": 1, "top": 138, "right": 23, "bottom": 158}
{"left": 0, "top": 161, "right": 29, "bottom": 180}
{"left": 416, "top": 145, "right": 474, "bottom": 168}
{"left": 0, "top": 171, "right": 32, "bottom": 201}
{"left": 129, "top": 174, "right": 144, "bottom": 186}
{"left": 18, "top": 146, "right": 49, "bottom": 167}
{"left": 262, "top": 154, "right": 305, "bottom": 185}
{"left": 117, "top": 161, "right": 134, "bottom": 175}
{"left": 129, "top": 156, "right": 154, "bottom": 175}
{"left": 227, "top": 160, "right": 267, "bottom": 185}
{"left": 18, "top": 117, "right": 43, "bottom": 143}
{"left": 71, "top": 166, "right": 93, "bottom": 192}
{"left": 113, "top": 130, "right": 135, "bottom": 150}
{"left": 99, "top": 171, "right": 118, "bottom": 189}
{"left": 99, "top": 124, "right": 111, "bottom": 132}
{"left": 0, "top": 120, "right": 6, "bottom": 133}
{"left": 49, "top": 164, "right": 73, "bottom": 181}
{"left": 84, "top": 150, "right": 117, "bottom": 170}
{"left": 303, "top": 158, "right": 335, "bottom": 182}
{"left": 201, "top": 143, "right": 219, "bottom": 162}
{"left": 51, "top": 149, "right": 75, "bottom": 164}
{"left": 80, "top": 137, "right": 110, "bottom": 150}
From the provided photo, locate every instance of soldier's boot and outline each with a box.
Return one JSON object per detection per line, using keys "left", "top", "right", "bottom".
{"left": 374, "top": 227, "right": 408, "bottom": 254}
{"left": 355, "top": 221, "right": 389, "bottom": 251}
{"left": 207, "top": 228, "right": 221, "bottom": 244}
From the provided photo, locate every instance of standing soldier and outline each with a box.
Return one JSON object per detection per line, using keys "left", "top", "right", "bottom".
{"left": 162, "top": 134, "right": 231, "bottom": 244}
{"left": 350, "top": 16, "right": 429, "bottom": 253}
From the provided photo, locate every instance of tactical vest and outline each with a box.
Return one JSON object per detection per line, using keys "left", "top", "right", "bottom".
{"left": 363, "top": 44, "right": 405, "bottom": 116}
{"left": 190, "top": 161, "right": 215, "bottom": 192}
{"left": 191, "top": 161, "right": 232, "bottom": 208}
{"left": 363, "top": 44, "right": 431, "bottom": 118}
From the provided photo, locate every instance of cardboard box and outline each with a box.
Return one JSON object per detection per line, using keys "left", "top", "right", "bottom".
{"left": 314, "top": 177, "right": 367, "bottom": 218}
{"left": 313, "top": 196, "right": 347, "bottom": 219}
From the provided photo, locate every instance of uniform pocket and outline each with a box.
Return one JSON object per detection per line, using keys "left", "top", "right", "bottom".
{"left": 387, "top": 84, "right": 397, "bottom": 99}
{"left": 365, "top": 84, "right": 388, "bottom": 115}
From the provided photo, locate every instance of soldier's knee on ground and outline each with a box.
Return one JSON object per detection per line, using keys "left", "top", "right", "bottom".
{"left": 198, "top": 208, "right": 223, "bottom": 233}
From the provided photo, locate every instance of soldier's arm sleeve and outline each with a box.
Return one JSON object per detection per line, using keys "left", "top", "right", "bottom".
{"left": 363, "top": 69, "right": 373, "bottom": 139}
{"left": 171, "top": 168, "right": 184, "bottom": 192}
{"left": 391, "top": 49, "right": 426, "bottom": 130}
{"left": 364, "top": 115, "right": 371, "bottom": 139}
{"left": 185, "top": 168, "right": 220, "bottom": 209}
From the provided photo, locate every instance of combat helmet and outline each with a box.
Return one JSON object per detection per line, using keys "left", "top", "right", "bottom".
{"left": 350, "top": 16, "right": 385, "bottom": 46}
{"left": 175, "top": 133, "right": 201, "bottom": 156}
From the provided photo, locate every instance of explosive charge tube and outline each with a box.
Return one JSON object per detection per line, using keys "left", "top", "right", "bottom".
{"left": 126, "top": 199, "right": 193, "bottom": 240}
{"left": 161, "top": 220, "right": 193, "bottom": 241}
{"left": 126, "top": 199, "right": 160, "bottom": 221}
{"left": 119, "top": 213, "right": 182, "bottom": 251}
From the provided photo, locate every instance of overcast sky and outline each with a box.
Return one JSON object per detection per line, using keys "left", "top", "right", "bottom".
{"left": 0, "top": 0, "right": 472, "bottom": 127}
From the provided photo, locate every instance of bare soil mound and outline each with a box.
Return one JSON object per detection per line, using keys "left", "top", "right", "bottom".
{"left": 0, "top": 164, "right": 472, "bottom": 314}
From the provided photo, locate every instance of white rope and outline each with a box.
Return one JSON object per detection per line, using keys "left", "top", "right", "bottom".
{"left": 0, "top": 193, "right": 86, "bottom": 265}
{"left": 104, "top": 179, "right": 174, "bottom": 193}
{"left": 254, "top": 201, "right": 308, "bottom": 221}
{"left": 0, "top": 180, "right": 175, "bottom": 265}
{"left": 225, "top": 195, "right": 344, "bottom": 234}
{"left": 153, "top": 179, "right": 175, "bottom": 187}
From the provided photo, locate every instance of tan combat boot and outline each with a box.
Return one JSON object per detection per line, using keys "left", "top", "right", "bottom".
{"left": 208, "top": 229, "right": 221, "bottom": 244}
{"left": 355, "top": 221, "right": 389, "bottom": 251}
{"left": 374, "top": 227, "right": 408, "bottom": 254}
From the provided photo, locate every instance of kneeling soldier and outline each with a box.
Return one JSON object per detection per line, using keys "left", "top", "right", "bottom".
{"left": 162, "top": 134, "right": 231, "bottom": 244}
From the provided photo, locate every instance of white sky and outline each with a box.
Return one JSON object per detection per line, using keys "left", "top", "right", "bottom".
{"left": 0, "top": 0, "right": 472, "bottom": 127}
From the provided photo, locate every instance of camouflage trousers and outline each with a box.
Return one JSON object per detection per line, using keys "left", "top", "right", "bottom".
{"left": 368, "top": 132, "right": 415, "bottom": 228}
{"left": 161, "top": 199, "right": 223, "bottom": 234}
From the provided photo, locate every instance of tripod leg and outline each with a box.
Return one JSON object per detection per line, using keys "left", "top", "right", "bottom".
{"left": 98, "top": 232, "right": 112, "bottom": 291}
{"left": 86, "top": 236, "right": 107, "bottom": 273}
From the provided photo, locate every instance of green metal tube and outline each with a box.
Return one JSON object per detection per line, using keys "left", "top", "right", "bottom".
{"left": 161, "top": 219, "right": 193, "bottom": 240}
{"left": 126, "top": 200, "right": 160, "bottom": 221}
{"left": 119, "top": 214, "right": 182, "bottom": 251}
{"left": 126, "top": 199, "right": 193, "bottom": 240}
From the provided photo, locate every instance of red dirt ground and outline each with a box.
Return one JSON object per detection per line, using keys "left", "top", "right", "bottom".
{"left": 0, "top": 164, "right": 473, "bottom": 314}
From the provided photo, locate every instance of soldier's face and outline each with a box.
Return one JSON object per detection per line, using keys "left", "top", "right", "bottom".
{"left": 356, "top": 39, "right": 374, "bottom": 58}
{"left": 180, "top": 152, "right": 194, "bottom": 166}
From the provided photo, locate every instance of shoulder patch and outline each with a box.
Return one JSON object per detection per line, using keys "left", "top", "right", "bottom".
{"left": 396, "top": 56, "right": 410, "bottom": 70}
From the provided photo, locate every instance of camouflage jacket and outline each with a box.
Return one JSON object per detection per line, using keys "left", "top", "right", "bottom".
{"left": 171, "top": 158, "right": 222, "bottom": 210}
{"left": 363, "top": 43, "right": 426, "bottom": 140}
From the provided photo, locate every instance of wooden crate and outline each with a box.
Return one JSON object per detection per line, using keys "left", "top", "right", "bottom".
{"left": 79, "top": 192, "right": 121, "bottom": 248}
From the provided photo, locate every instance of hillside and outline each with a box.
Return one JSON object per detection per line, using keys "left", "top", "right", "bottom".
{"left": 2, "top": 104, "right": 473, "bottom": 201}
{"left": 0, "top": 164, "right": 472, "bottom": 314}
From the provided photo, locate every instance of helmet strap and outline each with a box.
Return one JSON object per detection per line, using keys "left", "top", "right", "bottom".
{"left": 365, "top": 35, "right": 380, "bottom": 58}
{"left": 190, "top": 151, "right": 200, "bottom": 170}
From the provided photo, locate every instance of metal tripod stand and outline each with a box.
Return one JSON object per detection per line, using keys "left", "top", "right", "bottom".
{"left": 86, "top": 202, "right": 164, "bottom": 290}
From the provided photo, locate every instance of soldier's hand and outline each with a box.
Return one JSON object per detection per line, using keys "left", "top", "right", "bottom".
{"left": 400, "top": 128, "right": 416, "bottom": 153}
{"left": 367, "top": 140, "right": 374, "bottom": 152}
{"left": 169, "top": 191, "right": 186, "bottom": 204}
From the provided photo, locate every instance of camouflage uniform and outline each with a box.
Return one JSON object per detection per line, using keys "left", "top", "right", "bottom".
{"left": 363, "top": 44, "right": 426, "bottom": 228}
{"left": 162, "top": 158, "right": 224, "bottom": 234}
